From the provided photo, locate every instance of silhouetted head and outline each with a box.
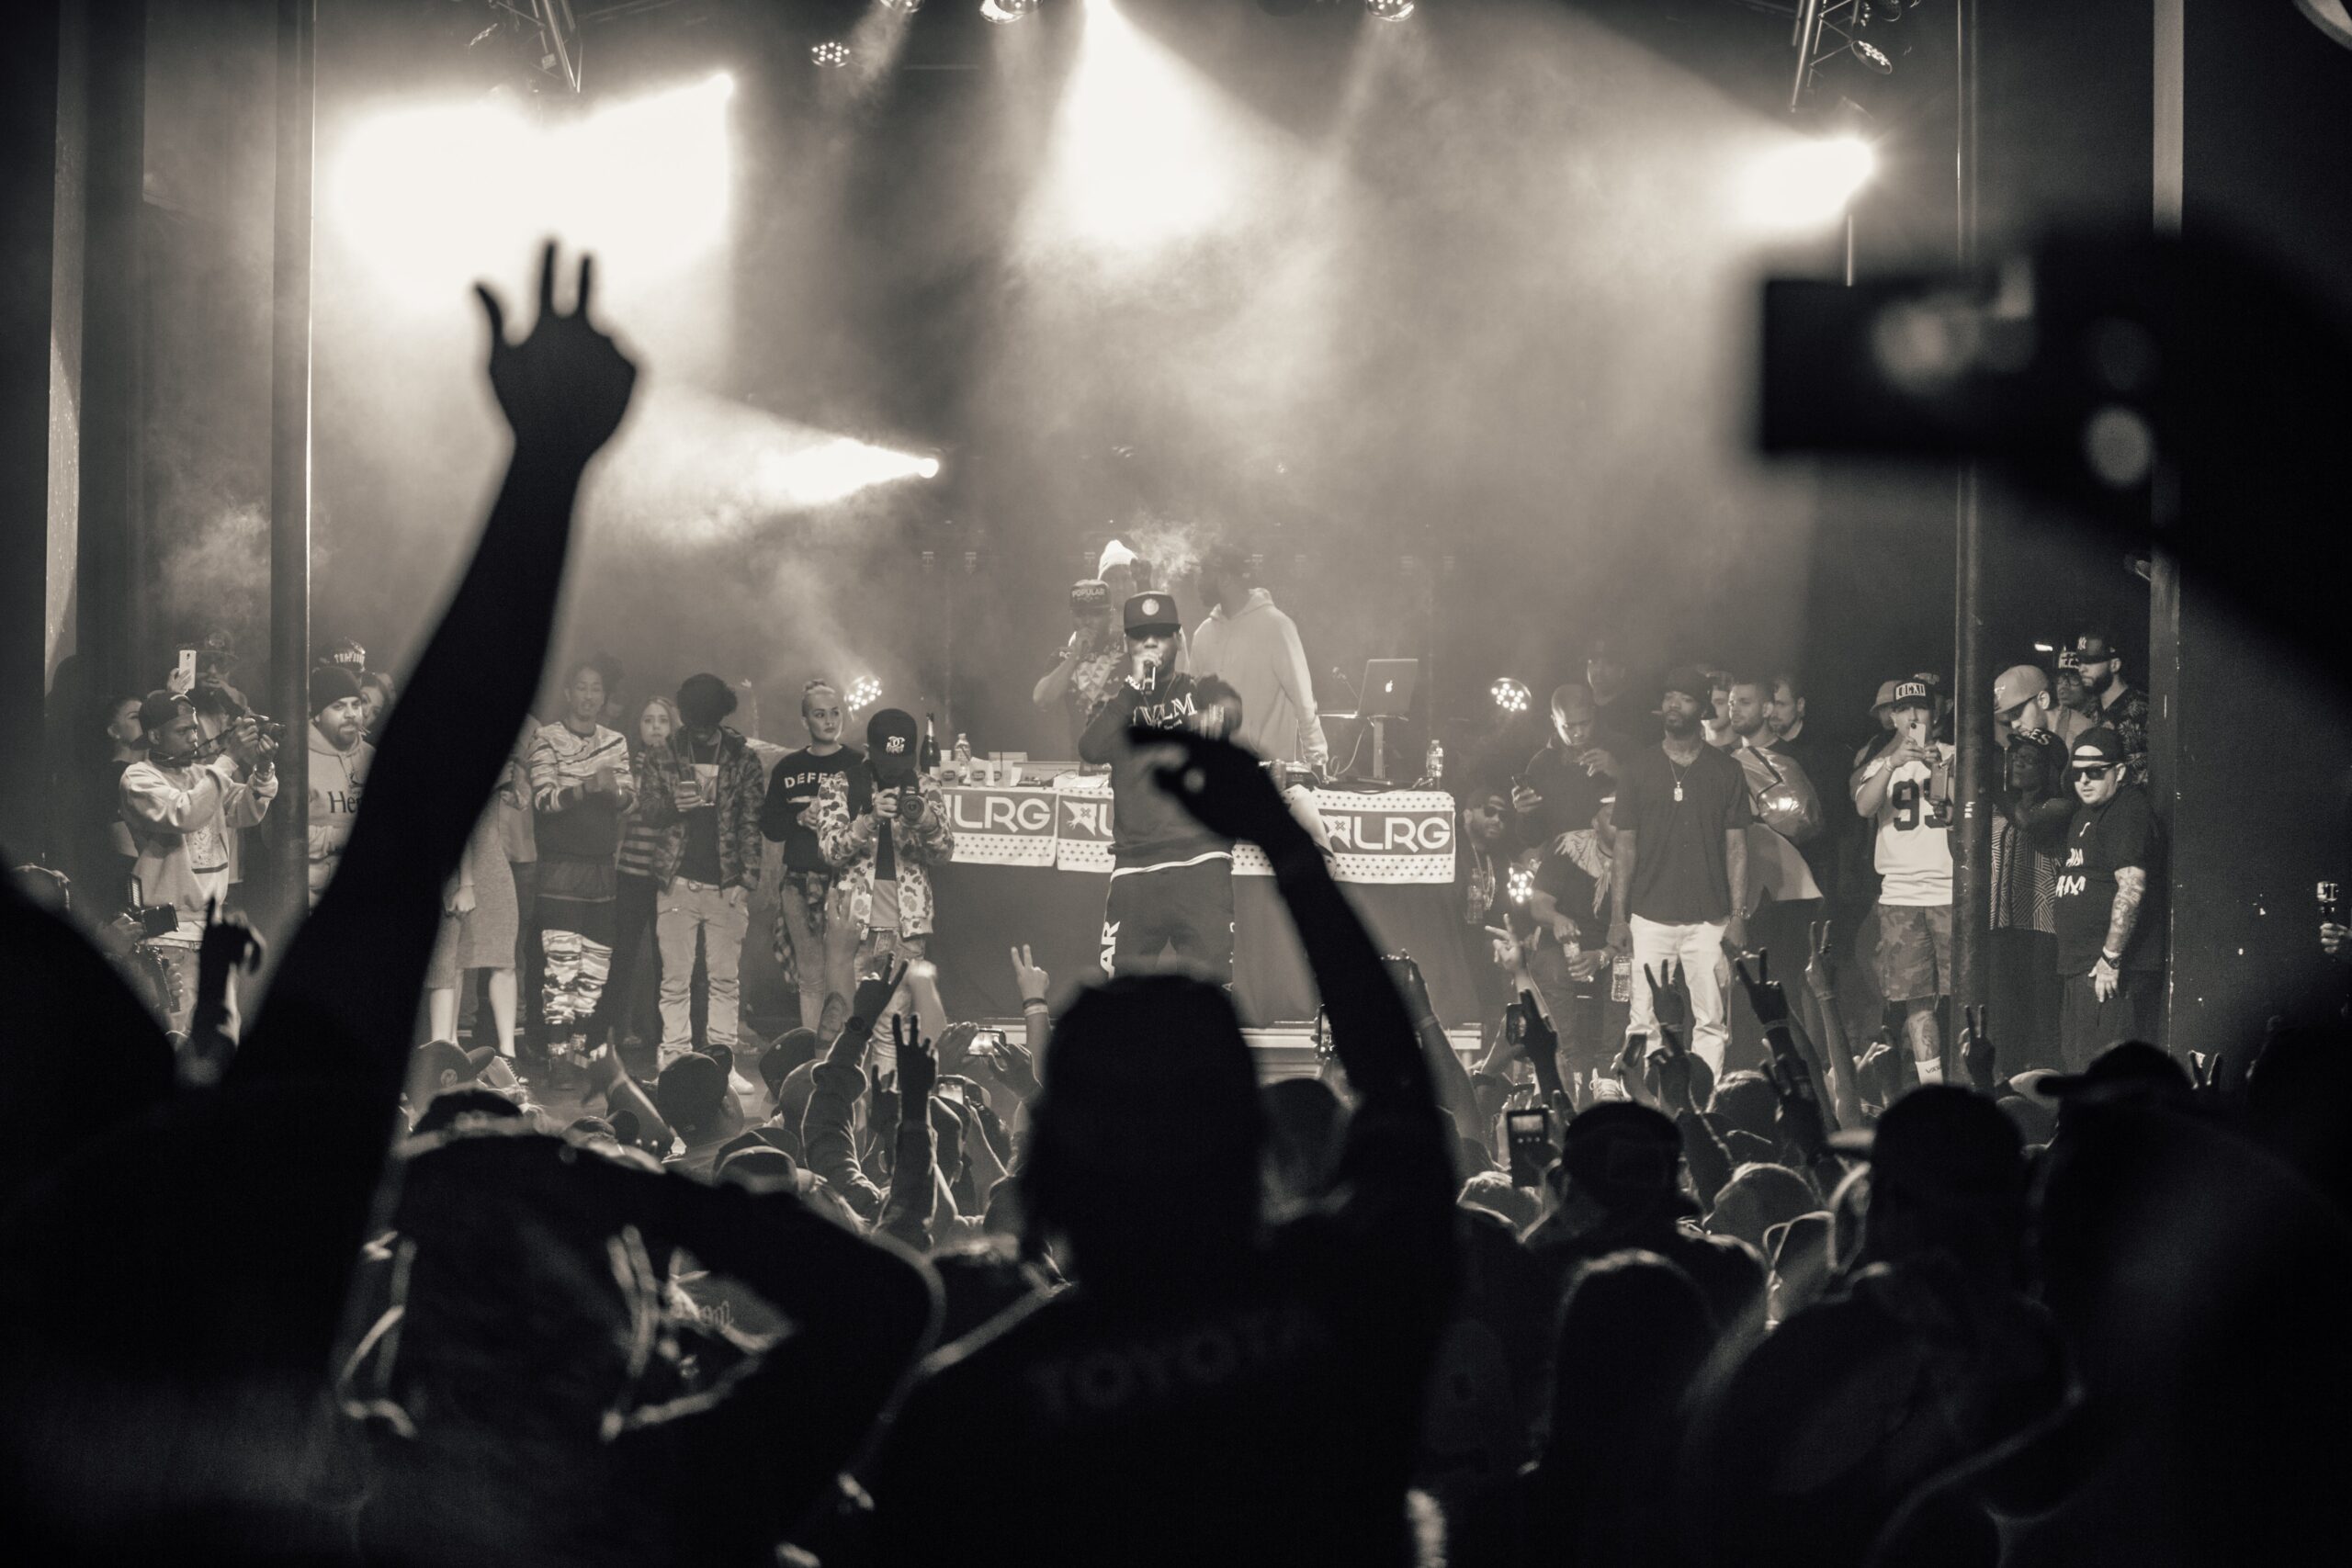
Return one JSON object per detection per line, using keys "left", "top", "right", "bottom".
{"left": 1020, "top": 975, "right": 1266, "bottom": 1284}
{"left": 1543, "top": 1250, "right": 1713, "bottom": 1472}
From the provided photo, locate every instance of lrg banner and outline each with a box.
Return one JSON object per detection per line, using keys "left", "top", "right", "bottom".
{"left": 936, "top": 782, "right": 1456, "bottom": 886}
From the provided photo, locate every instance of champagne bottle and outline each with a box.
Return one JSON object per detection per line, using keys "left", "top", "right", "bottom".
{"left": 921, "top": 713, "right": 942, "bottom": 778}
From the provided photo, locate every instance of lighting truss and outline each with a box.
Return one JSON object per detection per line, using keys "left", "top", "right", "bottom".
{"left": 1788, "top": 0, "right": 1898, "bottom": 112}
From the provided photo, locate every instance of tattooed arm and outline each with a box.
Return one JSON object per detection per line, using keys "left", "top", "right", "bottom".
{"left": 2092, "top": 865, "right": 2148, "bottom": 1000}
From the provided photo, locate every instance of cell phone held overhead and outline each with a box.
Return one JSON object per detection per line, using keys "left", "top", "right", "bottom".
{"left": 1505, "top": 1107, "right": 1555, "bottom": 1189}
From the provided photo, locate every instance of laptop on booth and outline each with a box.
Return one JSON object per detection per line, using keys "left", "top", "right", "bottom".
{"left": 1360, "top": 659, "right": 1419, "bottom": 718}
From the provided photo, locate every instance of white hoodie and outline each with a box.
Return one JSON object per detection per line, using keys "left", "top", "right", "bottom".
{"left": 308, "top": 721, "right": 374, "bottom": 904}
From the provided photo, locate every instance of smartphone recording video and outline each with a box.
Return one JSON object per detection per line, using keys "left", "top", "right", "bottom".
{"left": 1505, "top": 1107, "right": 1554, "bottom": 1189}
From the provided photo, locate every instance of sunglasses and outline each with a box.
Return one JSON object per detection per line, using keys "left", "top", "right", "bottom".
{"left": 2073, "top": 763, "right": 2120, "bottom": 780}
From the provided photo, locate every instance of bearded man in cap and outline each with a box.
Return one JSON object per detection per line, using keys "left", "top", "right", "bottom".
{"left": 2051, "top": 727, "right": 2165, "bottom": 1069}
{"left": 1032, "top": 578, "right": 1126, "bottom": 755}
{"left": 305, "top": 662, "right": 374, "bottom": 908}
{"left": 1606, "top": 665, "right": 1753, "bottom": 1076}
{"left": 2070, "top": 628, "right": 2149, "bottom": 780}
{"left": 808, "top": 708, "right": 954, "bottom": 1071}
{"left": 119, "top": 688, "right": 279, "bottom": 1032}
{"left": 1080, "top": 591, "right": 1238, "bottom": 986}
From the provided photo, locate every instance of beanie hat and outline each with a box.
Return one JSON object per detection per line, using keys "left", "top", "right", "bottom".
{"left": 675, "top": 672, "right": 738, "bottom": 728}
{"left": 310, "top": 662, "right": 364, "bottom": 716}
{"left": 1097, "top": 539, "right": 1140, "bottom": 578}
{"left": 322, "top": 637, "right": 367, "bottom": 670}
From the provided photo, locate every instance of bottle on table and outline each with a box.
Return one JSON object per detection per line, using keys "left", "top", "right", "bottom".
{"left": 922, "top": 714, "right": 942, "bottom": 778}
{"left": 1425, "top": 738, "right": 1444, "bottom": 785}
{"left": 952, "top": 733, "right": 972, "bottom": 784}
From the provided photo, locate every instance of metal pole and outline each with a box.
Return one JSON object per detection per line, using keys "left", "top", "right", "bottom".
{"left": 265, "top": 0, "right": 314, "bottom": 934}
{"left": 1950, "top": 0, "right": 1991, "bottom": 1029}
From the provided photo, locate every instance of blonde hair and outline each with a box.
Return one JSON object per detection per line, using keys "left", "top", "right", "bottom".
{"left": 801, "top": 678, "right": 841, "bottom": 716}
{"left": 637, "top": 695, "right": 682, "bottom": 747}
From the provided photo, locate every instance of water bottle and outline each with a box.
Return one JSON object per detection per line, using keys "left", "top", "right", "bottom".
{"left": 952, "top": 733, "right": 972, "bottom": 784}
{"left": 1610, "top": 953, "right": 1634, "bottom": 1005}
{"left": 1425, "top": 738, "right": 1443, "bottom": 784}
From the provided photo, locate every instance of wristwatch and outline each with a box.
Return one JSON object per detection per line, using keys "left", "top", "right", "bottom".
{"left": 2099, "top": 949, "right": 2123, "bottom": 966}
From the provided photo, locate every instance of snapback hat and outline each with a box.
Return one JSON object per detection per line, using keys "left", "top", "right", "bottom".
{"left": 2067, "top": 727, "right": 2127, "bottom": 773}
{"left": 1124, "top": 592, "right": 1182, "bottom": 637}
{"left": 1070, "top": 579, "right": 1112, "bottom": 612}
{"left": 1826, "top": 1084, "right": 2023, "bottom": 1211}
{"left": 139, "top": 690, "right": 194, "bottom": 734}
{"left": 1870, "top": 679, "right": 1898, "bottom": 715}
{"left": 867, "top": 708, "right": 922, "bottom": 782}
{"left": 1557, "top": 1101, "right": 1698, "bottom": 1217}
{"left": 1660, "top": 664, "right": 1713, "bottom": 704}
{"left": 1888, "top": 679, "right": 1934, "bottom": 713}
{"left": 1993, "top": 664, "right": 2050, "bottom": 712}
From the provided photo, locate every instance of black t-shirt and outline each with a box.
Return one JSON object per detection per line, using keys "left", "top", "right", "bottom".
{"left": 1520, "top": 741, "right": 1611, "bottom": 852}
{"left": 865, "top": 1100, "right": 1457, "bottom": 1568}
{"left": 760, "top": 746, "right": 866, "bottom": 874}
{"left": 2052, "top": 785, "right": 2165, "bottom": 975}
{"left": 676, "top": 736, "right": 724, "bottom": 886}
{"left": 1615, "top": 741, "right": 1753, "bottom": 925}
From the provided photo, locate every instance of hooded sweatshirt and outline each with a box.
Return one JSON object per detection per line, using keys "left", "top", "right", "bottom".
{"left": 1189, "top": 587, "right": 1329, "bottom": 773}
{"left": 307, "top": 722, "right": 374, "bottom": 904}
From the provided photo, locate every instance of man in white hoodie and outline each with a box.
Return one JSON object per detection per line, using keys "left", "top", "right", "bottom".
{"left": 306, "top": 662, "right": 375, "bottom": 908}
{"left": 1190, "top": 541, "right": 1329, "bottom": 775}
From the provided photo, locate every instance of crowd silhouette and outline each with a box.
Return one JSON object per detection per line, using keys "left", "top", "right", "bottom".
{"left": 2, "top": 245, "right": 2346, "bottom": 1568}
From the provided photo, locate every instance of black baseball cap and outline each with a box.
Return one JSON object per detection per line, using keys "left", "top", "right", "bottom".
{"left": 2066, "top": 728, "right": 2128, "bottom": 773}
{"left": 1660, "top": 664, "right": 1713, "bottom": 704}
{"left": 1827, "top": 1084, "right": 2023, "bottom": 1210}
{"left": 867, "top": 708, "right": 921, "bottom": 782}
{"left": 1556, "top": 1101, "right": 1697, "bottom": 1217}
{"left": 1888, "top": 679, "right": 1935, "bottom": 713}
{"left": 1123, "top": 592, "right": 1182, "bottom": 637}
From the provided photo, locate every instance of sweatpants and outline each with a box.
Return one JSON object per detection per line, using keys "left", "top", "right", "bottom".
{"left": 1101, "top": 853, "right": 1235, "bottom": 987}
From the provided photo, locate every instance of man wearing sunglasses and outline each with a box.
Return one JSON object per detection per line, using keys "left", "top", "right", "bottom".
{"left": 2051, "top": 728, "right": 2165, "bottom": 1068}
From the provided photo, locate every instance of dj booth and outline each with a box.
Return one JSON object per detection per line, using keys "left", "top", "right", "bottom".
{"left": 922, "top": 773, "right": 1482, "bottom": 1028}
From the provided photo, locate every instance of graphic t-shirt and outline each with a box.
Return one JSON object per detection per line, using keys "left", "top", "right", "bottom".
{"left": 1868, "top": 747, "right": 1956, "bottom": 907}
{"left": 677, "top": 739, "right": 723, "bottom": 885}
{"left": 2052, "top": 786, "right": 2165, "bottom": 976}
{"left": 1615, "top": 742, "right": 1752, "bottom": 925}
{"left": 760, "top": 746, "right": 866, "bottom": 874}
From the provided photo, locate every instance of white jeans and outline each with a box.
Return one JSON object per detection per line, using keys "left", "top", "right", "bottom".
{"left": 1625, "top": 914, "right": 1732, "bottom": 1077}
{"left": 657, "top": 877, "right": 748, "bottom": 1062}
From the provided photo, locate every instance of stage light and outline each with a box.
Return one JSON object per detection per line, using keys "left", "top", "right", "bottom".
{"left": 812, "top": 41, "right": 852, "bottom": 67}
{"left": 753, "top": 438, "right": 942, "bottom": 509}
{"left": 1850, "top": 39, "right": 1894, "bottom": 74}
{"left": 1034, "top": 0, "right": 1250, "bottom": 252}
{"left": 980, "top": 0, "right": 1040, "bottom": 22}
{"left": 1739, "top": 134, "right": 1874, "bottom": 231}
{"left": 333, "top": 73, "right": 733, "bottom": 304}
{"left": 879, "top": 0, "right": 924, "bottom": 11}
{"left": 846, "top": 675, "right": 884, "bottom": 712}
{"left": 1508, "top": 864, "right": 1534, "bottom": 905}
{"left": 1366, "top": 0, "right": 1416, "bottom": 18}
{"left": 1491, "top": 678, "right": 1532, "bottom": 715}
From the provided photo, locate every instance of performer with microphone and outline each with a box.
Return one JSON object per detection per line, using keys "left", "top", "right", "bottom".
{"left": 1080, "top": 592, "right": 1235, "bottom": 986}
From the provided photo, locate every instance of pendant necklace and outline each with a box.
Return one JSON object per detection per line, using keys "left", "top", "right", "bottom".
{"left": 1668, "top": 758, "right": 1689, "bottom": 803}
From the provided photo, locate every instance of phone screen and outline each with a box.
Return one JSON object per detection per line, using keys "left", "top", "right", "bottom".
{"left": 937, "top": 1080, "right": 965, "bottom": 1105}
{"left": 1505, "top": 1108, "right": 1554, "bottom": 1189}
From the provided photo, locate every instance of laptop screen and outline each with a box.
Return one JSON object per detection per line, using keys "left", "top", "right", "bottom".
{"left": 1361, "top": 660, "right": 1419, "bottom": 718}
